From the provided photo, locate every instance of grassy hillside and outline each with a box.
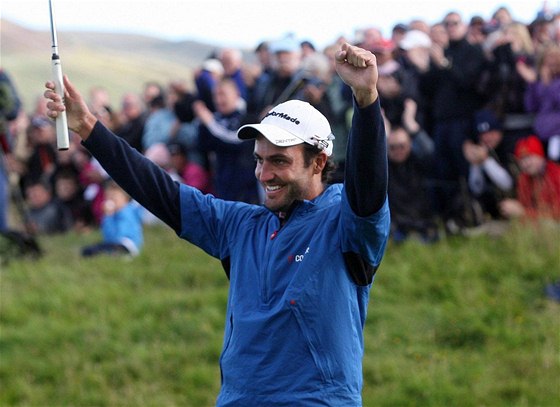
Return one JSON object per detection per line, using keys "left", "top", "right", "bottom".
{"left": 1, "top": 19, "right": 218, "bottom": 112}
{"left": 3, "top": 49, "right": 193, "bottom": 113}
{"left": 1, "top": 222, "right": 559, "bottom": 406}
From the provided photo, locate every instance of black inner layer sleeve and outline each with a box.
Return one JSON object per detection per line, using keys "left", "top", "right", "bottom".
{"left": 344, "top": 98, "right": 388, "bottom": 217}
{"left": 83, "top": 122, "right": 183, "bottom": 234}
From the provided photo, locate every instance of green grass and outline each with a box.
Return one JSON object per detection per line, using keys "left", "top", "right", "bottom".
{"left": 1, "top": 222, "right": 559, "bottom": 406}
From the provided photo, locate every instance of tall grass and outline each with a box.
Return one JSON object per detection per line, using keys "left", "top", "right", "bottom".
{"left": 1, "top": 222, "right": 559, "bottom": 406}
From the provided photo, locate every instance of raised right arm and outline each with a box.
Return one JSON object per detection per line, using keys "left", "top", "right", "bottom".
{"left": 45, "top": 77, "right": 182, "bottom": 233}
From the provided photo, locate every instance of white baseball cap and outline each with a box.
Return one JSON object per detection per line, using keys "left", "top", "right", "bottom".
{"left": 237, "top": 100, "right": 334, "bottom": 156}
{"left": 202, "top": 58, "right": 224, "bottom": 75}
{"left": 399, "top": 30, "right": 432, "bottom": 50}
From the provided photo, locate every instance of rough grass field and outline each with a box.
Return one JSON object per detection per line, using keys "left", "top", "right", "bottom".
{"left": 1, "top": 222, "right": 559, "bottom": 406}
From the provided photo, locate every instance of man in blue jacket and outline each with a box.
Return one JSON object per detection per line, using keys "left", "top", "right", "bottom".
{"left": 45, "top": 42, "right": 390, "bottom": 406}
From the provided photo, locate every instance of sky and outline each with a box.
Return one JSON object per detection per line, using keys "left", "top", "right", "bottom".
{"left": 1, "top": 0, "right": 553, "bottom": 49}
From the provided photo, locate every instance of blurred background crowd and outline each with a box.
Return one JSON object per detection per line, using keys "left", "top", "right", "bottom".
{"left": 1, "top": 3, "right": 559, "bottom": 252}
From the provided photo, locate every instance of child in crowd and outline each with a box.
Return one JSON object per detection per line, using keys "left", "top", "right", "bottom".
{"left": 24, "top": 179, "right": 71, "bottom": 234}
{"left": 53, "top": 168, "right": 95, "bottom": 231}
{"left": 81, "top": 180, "right": 143, "bottom": 257}
{"left": 167, "top": 141, "right": 212, "bottom": 194}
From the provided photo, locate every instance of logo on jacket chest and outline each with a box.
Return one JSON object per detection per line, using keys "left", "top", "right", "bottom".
{"left": 287, "top": 246, "right": 310, "bottom": 264}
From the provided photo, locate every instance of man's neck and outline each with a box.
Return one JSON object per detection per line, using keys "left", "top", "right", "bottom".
{"left": 275, "top": 201, "right": 299, "bottom": 226}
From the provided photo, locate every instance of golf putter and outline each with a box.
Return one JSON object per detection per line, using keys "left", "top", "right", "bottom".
{"left": 49, "top": 0, "right": 70, "bottom": 150}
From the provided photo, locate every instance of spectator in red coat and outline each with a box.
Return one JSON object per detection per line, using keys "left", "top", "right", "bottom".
{"left": 500, "top": 136, "right": 560, "bottom": 220}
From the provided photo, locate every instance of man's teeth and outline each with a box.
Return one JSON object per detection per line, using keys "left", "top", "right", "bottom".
{"left": 267, "top": 185, "right": 281, "bottom": 191}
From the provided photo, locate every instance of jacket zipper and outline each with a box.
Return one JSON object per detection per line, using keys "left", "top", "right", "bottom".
{"left": 261, "top": 209, "right": 296, "bottom": 306}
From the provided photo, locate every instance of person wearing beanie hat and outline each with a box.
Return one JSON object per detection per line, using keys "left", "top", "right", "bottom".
{"left": 462, "top": 109, "right": 515, "bottom": 220}
{"left": 44, "top": 42, "right": 390, "bottom": 406}
{"left": 514, "top": 134, "right": 545, "bottom": 159}
{"left": 500, "top": 136, "right": 560, "bottom": 219}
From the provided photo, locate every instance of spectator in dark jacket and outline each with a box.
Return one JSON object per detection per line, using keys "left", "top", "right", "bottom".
{"left": 116, "top": 92, "right": 146, "bottom": 152}
{"left": 462, "top": 109, "right": 515, "bottom": 220}
{"left": 0, "top": 69, "right": 21, "bottom": 232}
{"left": 417, "top": 11, "right": 487, "bottom": 232}
{"left": 194, "top": 78, "right": 260, "bottom": 203}
{"left": 387, "top": 99, "right": 438, "bottom": 243}
{"left": 483, "top": 22, "right": 536, "bottom": 141}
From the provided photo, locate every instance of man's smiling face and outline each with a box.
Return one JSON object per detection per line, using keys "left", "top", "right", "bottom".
{"left": 254, "top": 136, "right": 322, "bottom": 212}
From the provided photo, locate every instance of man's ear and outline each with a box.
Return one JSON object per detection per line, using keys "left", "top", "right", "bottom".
{"left": 313, "top": 152, "right": 328, "bottom": 174}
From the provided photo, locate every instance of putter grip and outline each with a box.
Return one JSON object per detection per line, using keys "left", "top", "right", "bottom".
{"left": 52, "top": 57, "right": 70, "bottom": 150}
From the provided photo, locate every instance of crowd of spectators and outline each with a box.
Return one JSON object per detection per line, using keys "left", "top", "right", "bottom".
{"left": 1, "top": 4, "right": 559, "bottom": 251}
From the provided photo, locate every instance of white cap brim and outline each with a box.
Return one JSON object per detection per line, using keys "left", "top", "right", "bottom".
{"left": 237, "top": 99, "right": 334, "bottom": 156}
{"left": 237, "top": 123, "right": 306, "bottom": 147}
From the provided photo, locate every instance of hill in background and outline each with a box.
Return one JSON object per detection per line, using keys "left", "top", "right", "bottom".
{"left": 1, "top": 19, "right": 229, "bottom": 111}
